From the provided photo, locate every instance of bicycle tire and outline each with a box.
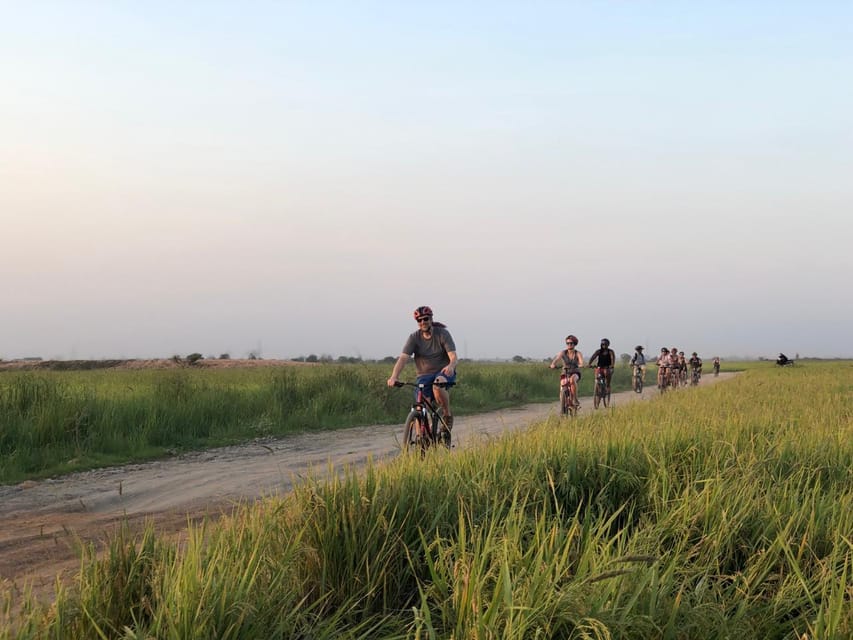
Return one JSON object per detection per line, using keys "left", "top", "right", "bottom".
{"left": 559, "top": 387, "right": 570, "bottom": 416}
{"left": 635, "top": 375, "right": 643, "bottom": 394}
{"left": 402, "top": 410, "right": 419, "bottom": 452}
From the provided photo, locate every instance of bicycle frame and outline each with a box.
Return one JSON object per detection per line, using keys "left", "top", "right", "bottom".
{"left": 632, "top": 365, "right": 644, "bottom": 393}
{"left": 691, "top": 367, "right": 701, "bottom": 386}
{"left": 394, "top": 381, "right": 451, "bottom": 452}
{"left": 593, "top": 367, "right": 610, "bottom": 408}
{"left": 558, "top": 367, "right": 579, "bottom": 417}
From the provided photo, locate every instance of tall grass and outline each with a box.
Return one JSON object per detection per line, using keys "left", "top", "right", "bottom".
{"left": 5, "top": 362, "right": 851, "bottom": 639}
{"left": 0, "top": 363, "right": 639, "bottom": 483}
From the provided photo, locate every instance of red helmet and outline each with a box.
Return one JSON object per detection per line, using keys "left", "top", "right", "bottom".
{"left": 413, "top": 306, "right": 433, "bottom": 320}
{"left": 565, "top": 335, "right": 578, "bottom": 345}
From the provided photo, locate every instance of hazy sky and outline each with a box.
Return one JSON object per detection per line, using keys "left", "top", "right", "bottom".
{"left": 2, "top": 2, "right": 851, "bottom": 361}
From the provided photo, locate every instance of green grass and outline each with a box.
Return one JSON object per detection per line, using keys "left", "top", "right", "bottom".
{"left": 4, "top": 362, "right": 851, "bottom": 639}
{"left": 0, "top": 362, "right": 649, "bottom": 484}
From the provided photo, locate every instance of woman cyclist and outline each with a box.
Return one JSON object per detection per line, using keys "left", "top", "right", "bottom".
{"left": 588, "top": 338, "right": 616, "bottom": 395}
{"left": 656, "top": 347, "right": 672, "bottom": 388}
{"left": 549, "top": 335, "right": 584, "bottom": 410}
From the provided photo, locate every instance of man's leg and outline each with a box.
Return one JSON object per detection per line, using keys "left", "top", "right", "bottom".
{"left": 433, "top": 375, "right": 452, "bottom": 429}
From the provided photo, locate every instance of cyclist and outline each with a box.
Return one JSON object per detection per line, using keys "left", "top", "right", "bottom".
{"left": 713, "top": 356, "right": 720, "bottom": 375}
{"left": 677, "top": 351, "right": 688, "bottom": 384}
{"left": 631, "top": 345, "right": 646, "bottom": 386}
{"left": 588, "top": 338, "right": 616, "bottom": 395}
{"left": 387, "top": 305, "right": 458, "bottom": 431}
{"left": 549, "top": 335, "right": 584, "bottom": 409}
{"left": 656, "top": 347, "right": 672, "bottom": 387}
{"left": 689, "top": 352, "right": 702, "bottom": 383}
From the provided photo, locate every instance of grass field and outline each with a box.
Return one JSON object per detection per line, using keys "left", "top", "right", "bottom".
{"left": 0, "top": 362, "right": 643, "bottom": 484}
{"left": 4, "top": 362, "right": 851, "bottom": 639}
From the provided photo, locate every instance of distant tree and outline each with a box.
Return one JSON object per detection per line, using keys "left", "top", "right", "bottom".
{"left": 512, "top": 355, "right": 526, "bottom": 363}
{"left": 186, "top": 353, "right": 204, "bottom": 366}
{"left": 381, "top": 356, "right": 397, "bottom": 364}
{"left": 306, "top": 354, "right": 318, "bottom": 363}
{"left": 319, "top": 354, "right": 334, "bottom": 363}
{"left": 219, "top": 353, "right": 231, "bottom": 360}
{"left": 248, "top": 351, "right": 259, "bottom": 360}
{"left": 291, "top": 356, "right": 305, "bottom": 362}
{"left": 620, "top": 353, "right": 631, "bottom": 365}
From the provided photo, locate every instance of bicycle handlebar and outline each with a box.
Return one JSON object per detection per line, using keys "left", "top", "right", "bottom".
{"left": 393, "top": 380, "right": 453, "bottom": 389}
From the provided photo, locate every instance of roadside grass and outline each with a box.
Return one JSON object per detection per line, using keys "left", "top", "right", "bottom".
{"left": 4, "top": 363, "right": 851, "bottom": 639}
{"left": 0, "top": 362, "right": 654, "bottom": 484}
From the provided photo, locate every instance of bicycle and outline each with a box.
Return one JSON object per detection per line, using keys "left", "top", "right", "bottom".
{"left": 557, "top": 366, "right": 580, "bottom": 417}
{"left": 657, "top": 365, "right": 672, "bottom": 394}
{"left": 671, "top": 366, "right": 682, "bottom": 390}
{"left": 592, "top": 367, "right": 611, "bottom": 409}
{"left": 394, "top": 380, "right": 453, "bottom": 453}
{"left": 691, "top": 367, "right": 701, "bottom": 386}
{"left": 713, "top": 362, "right": 720, "bottom": 377}
{"left": 631, "top": 365, "right": 644, "bottom": 393}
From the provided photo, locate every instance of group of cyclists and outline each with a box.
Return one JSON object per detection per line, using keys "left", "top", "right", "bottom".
{"left": 385, "top": 305, "right": 724, "bottom": 441}
{"left": 653, "top": 347, "right": 711, "bottom": 389}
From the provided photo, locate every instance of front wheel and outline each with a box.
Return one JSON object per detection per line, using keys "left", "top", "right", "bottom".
{"left": 559, "top": 387, "right": 570, "bottom": 416}
{"left": 634, "top": 373, "right": 643, "bottom": 394}
{"left": 402, "top": 410, "right": 430, "bottom": 453}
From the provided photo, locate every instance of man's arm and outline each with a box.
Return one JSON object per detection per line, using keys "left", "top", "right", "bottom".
{"left": 441, "top": 351, "right": 458, "bottom": 376}
{"left": 387, "top": 354, "right": 411, "bottom": 386}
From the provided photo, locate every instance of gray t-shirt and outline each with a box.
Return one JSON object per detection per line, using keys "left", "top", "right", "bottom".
{"left": 402, "top": 327, "right": 456, "bottom": 376}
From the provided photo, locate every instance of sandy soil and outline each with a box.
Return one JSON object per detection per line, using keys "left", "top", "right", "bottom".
{"left": 0, "top": 373, "right": 736, "bottom": 606}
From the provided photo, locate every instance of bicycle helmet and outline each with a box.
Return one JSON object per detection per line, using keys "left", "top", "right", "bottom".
{"left": 692, "top": 352, "right": 697, "bottom": 356}
{"left": 565, "top": 335, "right": 578, "bottom": 345}
{"left": 661, "top": 347, "right": 669, "bottom": 353}
{"left": 635, "top": 345, "right": 644, "bottom": 351}
{"left": 600, "top": 338, "right": 610, "bottom": 347}
{"left": 413, "top": 306, "right": 433, "bottom": 320}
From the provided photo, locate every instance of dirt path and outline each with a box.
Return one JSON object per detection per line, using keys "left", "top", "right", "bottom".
{"left": 0, "top": 373, "right": 736, "bottom": 601}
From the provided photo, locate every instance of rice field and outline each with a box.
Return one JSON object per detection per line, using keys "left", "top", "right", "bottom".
{"left": 0, "top": 362, "right": 637, "bottom": 484}
{"left": 3, "top": 361, "right": 851, "bottom": 639}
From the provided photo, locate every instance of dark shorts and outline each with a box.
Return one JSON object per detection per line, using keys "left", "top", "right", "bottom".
{"left": 415, "top": 371, "right": 457, "bottom": 400}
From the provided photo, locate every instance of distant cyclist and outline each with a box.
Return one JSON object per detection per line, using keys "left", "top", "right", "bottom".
{"left": 550, "top": 335, "right": 584, "bottom": 408}
{"left": 689, "top": 352, "right": 702, "bottom": 373}
{"left": 588, "top": 338, "right": 617, "bottom": 395}
{"left": 656, "top": 347, "right": 673, "bottom": 387}
{"left": 713, "top": 357, "right": 720, "bottom": 375}
{"left": 387, "top": 305, "right": 458, "bottom": 431}
{"left": 631, "top": 345, "right": 646, "bottom": 385}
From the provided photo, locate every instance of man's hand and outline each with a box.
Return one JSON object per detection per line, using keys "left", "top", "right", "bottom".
{"left": 386, "top": 377, "right": 398, "bottom": 388}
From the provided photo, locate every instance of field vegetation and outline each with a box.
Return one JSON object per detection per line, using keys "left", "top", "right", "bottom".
{"left": 4, "top": 362, "right": 851, "bottom": 638}
{"left": 0, "top": 362, "right": 641, "bottom": 484}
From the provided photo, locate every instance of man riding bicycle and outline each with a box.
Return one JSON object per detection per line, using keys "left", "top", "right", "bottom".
{"left": 588, "top": 338, "right": 616, "bottom": 395}
{"left": 387, "top": 305, "right": 458, "bottom": 431}
{"left": 689, "top": 352, "right": 702, "bottom": 381}
{"left": 631, "top": 345, "right": 646, "bottom": 385}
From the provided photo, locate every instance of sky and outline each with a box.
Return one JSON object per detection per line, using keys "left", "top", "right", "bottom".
{"left": 2, "top": 2, "right": 851, "bottom": 362}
